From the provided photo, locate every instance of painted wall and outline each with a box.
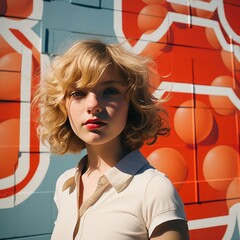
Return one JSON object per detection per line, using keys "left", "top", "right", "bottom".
{"left": 0, "top": 0, "right": 239, "bottom": 239}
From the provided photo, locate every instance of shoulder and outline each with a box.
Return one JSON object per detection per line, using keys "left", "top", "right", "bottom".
{"left": 133, "top": 166, "right": 183, "bottom": 208}
{"left": 143, "top": 168, "right": 184, "bottom": 208}
{"left": 145, "top": 169, "right": 177, "bottom": 198}
{"left": 141, "top": 167, "right": 186, "bottom": 216}
{"left": 137, "top": 166, "right": 172, "bottom": 191}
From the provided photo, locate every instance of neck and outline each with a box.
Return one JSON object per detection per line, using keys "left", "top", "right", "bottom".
{"left": 85, "top": 138, "right": 129, "bottom": 174}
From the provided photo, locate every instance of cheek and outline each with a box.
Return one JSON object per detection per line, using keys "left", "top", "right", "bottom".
{"left": 114, "top": 101, "right": 129, "bottom": 126}
{"left": 122, "top": 104, "right": 129, "bottom": 123}
{"left": 66, "top": 100, "right": 82, "bottom": 133}
{"left": 67, "top": 111, "right": 83, "bottom": 138}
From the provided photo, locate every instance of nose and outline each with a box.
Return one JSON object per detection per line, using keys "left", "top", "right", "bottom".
{"left": 86, "top": 92, "right": 103, "bottom": 115}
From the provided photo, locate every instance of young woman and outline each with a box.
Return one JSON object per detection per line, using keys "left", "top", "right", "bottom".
{"left": 36, "top": 40, "right": 189, "bottom": 240}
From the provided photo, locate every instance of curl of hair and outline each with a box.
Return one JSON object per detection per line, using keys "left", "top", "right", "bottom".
{"left": 33, "top": 39, "right": 170, "bottom": 154}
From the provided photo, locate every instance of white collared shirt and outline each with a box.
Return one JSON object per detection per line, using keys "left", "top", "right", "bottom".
{"left": 51, "top": 150, "right": 187, "bottom": 240}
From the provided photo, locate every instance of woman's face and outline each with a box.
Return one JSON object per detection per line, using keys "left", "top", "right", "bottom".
{"left": 65, "top": 66, "right": 129, "bottom": 147}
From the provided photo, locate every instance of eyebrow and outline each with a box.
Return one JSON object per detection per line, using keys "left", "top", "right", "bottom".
{"left": 68, "top": 79, "right": 125, "bottom": 93}
{"left": 100, "top": 80, "right": 125, "bottom": 86}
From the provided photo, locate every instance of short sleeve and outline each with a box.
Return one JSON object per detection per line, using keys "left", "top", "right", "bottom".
{"left": 143, "top": 174, "right": 187, "bottom": 237}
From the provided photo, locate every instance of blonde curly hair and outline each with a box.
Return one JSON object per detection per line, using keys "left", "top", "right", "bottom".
{"left": 34, "top": 39, "right": 170, "bottom": 154}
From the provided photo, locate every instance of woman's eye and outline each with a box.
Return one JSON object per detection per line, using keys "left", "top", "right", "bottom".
{"left": 103, "top": 88, "right": 120, "bottom": 96}
{"left": 70, "top": 91, "right": 85, "bottom": 98}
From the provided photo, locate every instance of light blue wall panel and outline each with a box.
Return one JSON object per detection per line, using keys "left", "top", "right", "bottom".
{"left": 41, "top": 29, "right": 117, "bottom": 55}
{"left": 16, "top": 235, "right": 51, "bottom": 240}
{"left": 41, "top": 0, "right": 116, "bottom": 54}
{"left": 71, "top": 0, "right": 101, "bottom": 8}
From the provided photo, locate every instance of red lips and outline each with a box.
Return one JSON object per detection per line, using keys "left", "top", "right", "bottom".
{"left": 84, "top": 118, "right": 106, "bottom": 130}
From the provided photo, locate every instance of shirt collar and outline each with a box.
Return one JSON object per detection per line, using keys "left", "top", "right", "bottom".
{"left": 105, "top": 149, "right": 150, "bottom": 193}
{"left": 62, "top": 155, "right": 88, "bottom": 192}
{"left": 62, "top": 150, "right": 150, "bottom": 193}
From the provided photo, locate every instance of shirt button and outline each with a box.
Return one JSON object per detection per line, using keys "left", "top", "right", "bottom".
{"left": 98, "top": 176, "right": 107, "bottom": 185}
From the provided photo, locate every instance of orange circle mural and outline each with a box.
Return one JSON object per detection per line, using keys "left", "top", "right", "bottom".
{"left": 221, "top": 50, "right": 240, "bottom": 72}
{"left": 2, "top": 0, "right": 33, "bottom": 18}
{"left": 209, "top": 75, "right": 237, "bottom": 116}
{"left": 0, "top": 52, "right": 22, "bottom": 71}
{"left": 143, "top": 0, "right": 165, "bottom": 4}
{"left": 226, "top": 178, "right": 240, "bottom": 209}
{"left": 140, "top": 41, "right": 167, "bottom": 59}
{"left": 0, "top": 119, "right": 20, "bottom": 179}
{"left": 174, "top": 100, "right": 213, "bottom": 144}
{"left": 203, "top": 145, "right": 239, "bottom": 191}
{"left": 195, "top": 0, "right": 213, "bottom": 19}
{"left": 169, "top": 2, "right": 189, "bottom": 15}
{"left": 0, "top": 72, "right": 21, "bottom": 100}
{"left": 0, "top": 36, "right": 15, "bottom": 58}
{"left": 147, "top": 147, "right": 188, "bottom": 190}
{"left": 205, "top": 28, "right": 221, "bottom": 50}
{"left": 137, "top": 4, "right": 167, "bottom": 34}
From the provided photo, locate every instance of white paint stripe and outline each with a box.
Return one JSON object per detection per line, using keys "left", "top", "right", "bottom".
{"left": 15, "top": 153, "right": 30, "bottom": 186}
{"left": 188, "top": 215, "right": 229, "bottom": 230}
{"left": 19, "top": 103, "right": 31, "bottom": 153}
{"left": 0, "top": 195, "right": 14, "bottom": 208}
{"left": 113, "top": 0, "right": 240, "bottom": 60}
{"left": 0, "top": 175, "right": 14, "bottom": 190}
{"left": 20, "top": 47, "right": 32, "bottom": 102}
{"left": 28, "top": 0, "right": 44, "bottom": 20}
{"left": 0, "top": 153, "right": 30, "bottom": 189}
{"left": 217, "top": 2, "right": 240, "bottom": 45}
{"left": 0, "top": 152, "right": 51, "bottom": 209}
{"left": 167, "top": 0, "right": 219, "bottom": 11}
{"left": 0, "top": 18, "right": 41, "bottom": 50}
{"left": 0, "top": 26, "right": 23, "bottom": 53}
{"left": 153, "top": 82, "right": 240, "bottom": 109}
{"left": 188, "top": 204, "right": 240, "bottom": 239}
{"left": 195, "top": 84, "right": 240, "bottom": 109}
{"left": 15, "top": 152, "right": 50, "bottom": 206}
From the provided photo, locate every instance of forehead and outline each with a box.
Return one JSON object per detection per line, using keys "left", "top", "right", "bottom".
{"left": 98, "top": 65, "right": 124, "bottom": 84}
{"left": 68, "top": 63, "right": 126, "bottom": 92}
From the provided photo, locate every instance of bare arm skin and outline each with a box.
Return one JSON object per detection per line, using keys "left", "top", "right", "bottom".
{"left": 150, "top": 220, "right": 189, "bottom": 240}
